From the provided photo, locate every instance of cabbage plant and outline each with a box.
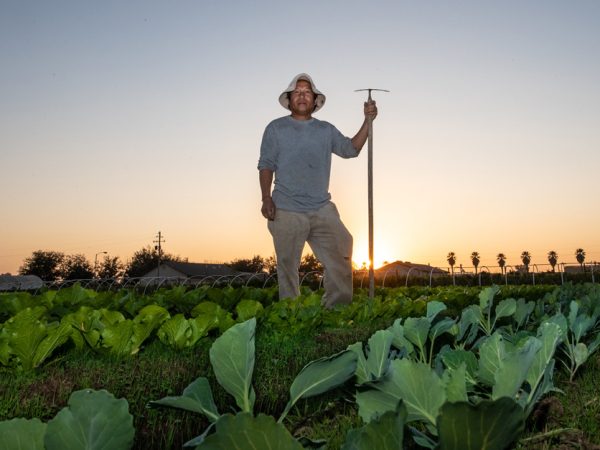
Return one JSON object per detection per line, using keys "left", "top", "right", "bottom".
{"left": 150, "top": 317, "right": 358, "bottom": 447}
{"left": 0, "top": 389, "right": 134, "bottom": 450}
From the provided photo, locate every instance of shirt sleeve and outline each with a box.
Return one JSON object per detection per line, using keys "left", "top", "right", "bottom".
{"left": 330, "top": 124, "right": 359, "bottom": 159}
{"left": 257, "top": 123, "right": 278, "bottom": 171}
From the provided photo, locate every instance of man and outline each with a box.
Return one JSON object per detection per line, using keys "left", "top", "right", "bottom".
{"left": 258, "top": 73, "right": 377, "bottom": 308}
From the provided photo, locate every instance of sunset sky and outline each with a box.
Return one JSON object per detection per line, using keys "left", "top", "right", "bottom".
{"left": 1, "top": 1, "right": 599, "bottom": 275}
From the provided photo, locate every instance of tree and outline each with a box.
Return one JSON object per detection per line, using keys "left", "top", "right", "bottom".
{"left": 263, "top": 256, "right": 277, "bottom": 274}
{"left": 575, "top": 248, "right": 586, "bottom": 272}
{"left": 547, "top": 251, "right": 558, "bottom": 272}
{"left": 125, "top": 247, "right": 160, "bottom": 278}
{"left": 470, "top": 252, "right": 480, "bottom": 274}
{"left": 19, "top": 250, "right": 65, "bottom": 281}
{"left": 521, "top": 251, "right": 532, "bottom": 273}
{"left": 227, "top": 255, "right": 265, "bottom": 273}
{"left": 96, "top": 255, "right": 124, "bottom": 279}
{"left": 447, "top": 252, "right": 456, "bottom": 275}
{"left": 299, "top": 253, "right": 323, "bottom": 273}
{"left": 59, "top": 254, "right": 94, "bottom": 280}
{"left": 497, "top": 253, "right": 507, "bottom": 275}
{"left": 124, "top": 246, "right": 185, "bottom": 278}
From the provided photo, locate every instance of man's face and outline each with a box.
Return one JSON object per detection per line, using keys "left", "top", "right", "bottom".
{"left": 289, "top": 80, "right": 315, "bottom": 118}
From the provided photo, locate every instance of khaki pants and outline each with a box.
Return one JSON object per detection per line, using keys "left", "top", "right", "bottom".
{"left": 268, "top": 202, "right": 353, "bottom": 308}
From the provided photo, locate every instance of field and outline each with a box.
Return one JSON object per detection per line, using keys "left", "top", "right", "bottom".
{"left": 1, "top": 283, "right": 599, "bottom": 449}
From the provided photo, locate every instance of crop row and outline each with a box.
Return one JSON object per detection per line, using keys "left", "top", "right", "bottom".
{"left": 0, "top": 283, "right": 565, "bottom": 371}
{"left": 0, "top": 283, "right": 588, "bottom": 371}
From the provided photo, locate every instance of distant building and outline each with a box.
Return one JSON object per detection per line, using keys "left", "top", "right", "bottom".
{"left": 0, "top": 274, "right": 44, "bottom": 291}
{"left": 563, "top": 263, "right": 599, "bottom": 274}
{"left": 139, "top": 261, "right": 239, "bottom": 286}
{"left": 372, "top": 261, "right": 447, "bottom": 277}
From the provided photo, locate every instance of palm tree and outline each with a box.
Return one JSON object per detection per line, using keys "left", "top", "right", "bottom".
{"left": 447, "top": 252, "right": 456, "bottom": 275}
{"left": 497, "top": 253, "right": 506, "bottom": 275}
{"left": 575, "top": 248, "right": 586, "bottom": 272}
{"left": 521, "top": 251, "right": 531, "bottom": 273}
{"left": 547, "top": 251, "right": 558, "bottom": 272}
{"left": 471, "top": 251, "right": 480, "bottom": 274}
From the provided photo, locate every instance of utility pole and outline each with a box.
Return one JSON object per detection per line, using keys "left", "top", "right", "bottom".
{"left": 154, "top": 231, "right": 165, "bottom": 278}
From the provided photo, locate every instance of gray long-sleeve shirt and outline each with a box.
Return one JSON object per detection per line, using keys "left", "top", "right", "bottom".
{"left": 258, "top": 116, "right": 359, "bottom": 212}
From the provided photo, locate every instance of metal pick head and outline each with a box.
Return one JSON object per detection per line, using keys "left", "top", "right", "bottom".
{"left": 355, "top": 88, "right": 390, "bottom": 101}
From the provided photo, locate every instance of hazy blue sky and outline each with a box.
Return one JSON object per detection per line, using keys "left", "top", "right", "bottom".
{"left": 1, "top": 0, "right": 599, "bottom": 274}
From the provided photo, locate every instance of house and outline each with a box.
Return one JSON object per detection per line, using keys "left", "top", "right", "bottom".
{"left": 139, "top": 261, "right": 239, "bottom": 286}
{"left": 563, "top": 263, "right": 599, "bottom": 274}
{"left": 373, "top": 261, "right": 447, "bottom": 278}
{"left": 0, "top": 274, "right": 44, "bottom": 291}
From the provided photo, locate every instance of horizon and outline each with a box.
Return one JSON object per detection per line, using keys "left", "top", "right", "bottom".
{"left": 3, "top": 242, "right": 597, "bottom": 276}
{"left": 2, "top": 2, "right": 599, "bottom": 276}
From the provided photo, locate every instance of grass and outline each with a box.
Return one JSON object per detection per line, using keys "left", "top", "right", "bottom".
{"left": 0, "top": 343, "right": 211, "bottom": 449}
{"left": 1, "top": 318, "right": 599, "bottom": 449}
{"left": 0, "top": 323, "right": 382, "bottom": 449}
{"left": 517, "top": 351, "right": 600, "bottom": 450}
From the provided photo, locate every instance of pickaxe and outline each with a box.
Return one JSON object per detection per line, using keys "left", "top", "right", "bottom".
{"left": 355, "top": 88, "right": 389, "bottom": 299}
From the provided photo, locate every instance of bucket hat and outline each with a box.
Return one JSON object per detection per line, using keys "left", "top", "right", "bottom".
{"left": 279, "top": 73, "right": 326, "bottom": 113}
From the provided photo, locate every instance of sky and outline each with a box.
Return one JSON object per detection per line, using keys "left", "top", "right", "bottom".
{"left": 1, "top": 0, "right": 599, "bottom": 275}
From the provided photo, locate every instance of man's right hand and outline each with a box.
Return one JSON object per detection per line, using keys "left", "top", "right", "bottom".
{"left": 261, "top": 197, "right": 276, "bottom": 220}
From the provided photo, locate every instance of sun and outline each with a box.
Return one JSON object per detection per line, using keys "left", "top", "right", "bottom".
{"left": 352, "top": 250, "right": 393, "bottom": 270}
{"left": 352, "top": 236, "right": 401, "bottom": 270}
